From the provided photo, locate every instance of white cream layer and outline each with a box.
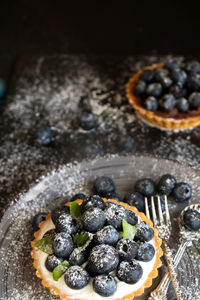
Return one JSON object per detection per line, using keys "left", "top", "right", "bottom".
{"left": 34, "top": 217, "right": 156, "bottom": 300}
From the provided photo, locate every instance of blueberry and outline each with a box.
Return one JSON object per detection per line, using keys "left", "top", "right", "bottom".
{"left": 159, "top": 94, "right": 176, "bottom": 112}
{"left": 127, "top": 210, "right": 138, "bottom": 225}
{"left": 176, "top": 97, "right": 189, "bottom": 113}
{"left": 79, "top": 112, "right": 98, "bottom": 130}
{"left": 116, "top": 239, "right": 138, "bottom": 261}
{"left": 32, "top": 212, "right": 47, "bottom": 231}
{"left": 104, "top": 192, "right": 121, "bottom": 202}
{"left": 52, "top": 232, "right": 74, "bottom": 258}
{"left": 183, "top": 209, "right": 200, "bottom": 231}
{"left": 160, "top": 76, "right": 173, "bottom": 89}
{"left": 118, "top": 137, "right": 135, "bottom": 153}
{"left": 154, "top": 68, "right": 169, "bottom": 81}
{"left": 187, "top": 74, "right": 200, "bottom": 91}
{"left": 93, "top": 176, "right": 115, "bottom": 196}
{"left": 144, "top": 96, "right": 159, "bottom": 112}
{"left": 171, "top": 69, "right": 187, "bottom": 86}
{"left": 124, "top": 192, "right": 145, "bottom": 212}
{"left": 169, "top": 84, "right": 186, "bottom": 98}
{"left": 164, "top": 58, "right": 182, "bottom": 71}
{"left": 104, "top": 204, "right": 127, "bottom": 230}
{"left": 81, "top": 195, "right": 105, "bottom": 213}
{"left": 69, "top": 248, "right": 87, "bottom": 266}
{"left": 93, "top": 275, "right": 117, "bottom": 297}
{"left": 157, "top": 174, "right": 177, "bottom": 196}
{"left": 134, "top": 80, "right": 146, "bottom": 96}
{"left": 173, "top": 182, "right": 192, "bottom": 202}
{"left": 0, "top": 78, "right": 6, "bottom": 99}
{"left": 185, "top": 60, "right": 200, "bottom": 75}
{"left": 43, "top": 229, "right": 57, "bottom": 239}
{"left": 135, "top": 222, "right": 154, "bottom": 242}
{"left": 88, "top": 244, "right": 119, "bottom": 274}
{"left": 104, "top": 201, "right": 119, "bottom": 209}
{"left": 136, "top": 242, "right": 155, "bottom": 262}
{"left": 82, "top": 208, "right": 106, "bottom": 233}
{"left": 140, "top": 69, "right": 155, "bottom": 82}
{"left": 51, "top": 206, "right": 70, "bottom": 225}
{"left": 117, "top": 260, "right": 143, "bottom": 284}
{"left": 135, "top": 178, "right": 155, "bottom": 197}
{"left": 93, "top": 225, "right": 119, "bottom": 246}
{"left": 189, "top": 92, "right": 200, "bottom": 108}
{"left": 36, "top": 128, "right": 52, "bottom": 146}
{"left": 64, "top": 266, "right": 89, "bottom": 289}
{"left": 45, "top": 254, "right": 63, "bottom": 272}
{"left": 55, "top": 213, "right": 77, "bottom": 234}
{"left": 71, "top": 193, "right": 87, "bottom": 202}
{"left": 146, "top": 83, "right": 163, "bottom": 98}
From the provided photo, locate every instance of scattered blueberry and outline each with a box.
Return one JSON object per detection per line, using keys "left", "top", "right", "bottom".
{"left": 116, "top": 239, "right": 138, "bottom": 261}
{"left": 136, "top": 242, "right": 155, "bottom": 262}
{"left": 104, "top": 192, "right": 121, "bottom": 202}
{"left": 82, "top": 208, "right": 106, "bottom": 233}
{"left": 171, "top": 69, "right": 187, "bottom": 86}
{"left": 93, "top": 275, "right": 117, "bottom": 297}
{"left": 32, "top": 212, "right": 47, "bottom": 231}
{"left": 36, "top": 128, "right": 52, "bottom": 146}
{"left": 135, "top": 221, "right": 154, "bottom": 242}
{"left": 93, "top": 225, "right": 119, "bottom": 246}
{"left": 157, "top": 174, "right": 177, "bottom": 196}
{"left": 124, "top": 192, "right": 145, "bottom": 212}
{"left": 55, "top": 213, "right": 77, "bottom": 234}
{"left": 81, "top": 195, "right": 105, "bottom": 213}
{"left": 64, "top": 266, "right": 89, "bottom": 289}
{"left": 104, "top": 204, "right": 127, "bottom": 230}
{"left": 79, "top": 112, "right": 98, "bottom": 130}
{"left": 69, "top": 248, "right": 87, "bottom": 266}
{"left": 51, "top": 206, "right": 70, "bottom": 225}
{"left": 140, "top": 69, "right": 155, "bottom": 82}
{"left": 185, "top": 60, "right": 200, "bottom": 75}
{"left": 187, "top": 74, "right": 200, "bottom": 91}
{"left": 88, "top": 244, "right": 119, "bottom": 274}
{"left": 159, "top": 94, "right": 176, "bottom": 112}
{"left": 189, "top": 92, "right": 200, "bottom": 108}
{"left": 144, "top": 96, "right": 159, "bottom": 111}
{"left": 183, "top": 209, "right": 200, "bottom": 231}
{"left": 117, "top": 260, "right": 143, "bottom": 284}
{"left": 176, "top": 97, "right": 189, "bottom": 113}
{"left": 127, "top": 210, "right": 138, "bottom": 225}
{"left": 173, "top": 182, "right": 192, "bottom": 202}
{"left": 135, "top": 178, "right": 155, "bottom": 197}
{"left": 45, "top": 254, "right": 63, "bottom": 272}
{"left": 52, "top": 232, "right": 74, "bottom": 258}
{"left": 134, "top": 80, "right": 146, "bottom": 96}
{"left": 118, "top": 137, "right": 135, "bottom": 153}
{"left": 146, "top": 83, "right": 163, "bottom": 98}
{"left": 164, "top": 58, "right": 182, "bottom": 71}
{"left": 93, "top": 176, "right": 115, "bottom": 196}
{"left": 71, "top": 193, "right": 87, "bottom": 202}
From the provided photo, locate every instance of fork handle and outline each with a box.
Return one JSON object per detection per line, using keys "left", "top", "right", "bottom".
{"left": 148, "top": 241, "right": 189, "bottom": 300}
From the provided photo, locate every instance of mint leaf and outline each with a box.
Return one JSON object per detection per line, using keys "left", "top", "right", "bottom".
{"left": 70, "top": 201, "right": 81, "bottom": 218}
{"left": 36, "top": 235, "right": 53, "bottom": 254}
{"left": 73, "top": 233, "right": 89, "bottom": 247}
{"left": 122, "top": 219, "right": 137, "bottom": 240}
{"left": 53, "top": 260, "right": 70, "bottom": 281}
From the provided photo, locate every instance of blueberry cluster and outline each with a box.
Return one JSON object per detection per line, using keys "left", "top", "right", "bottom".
{"left": 134, "top": 58, "right": 200, "bottom": 113}
{"left": 35, "top": 188, "right": 156, "bottom": 297}
{"left": 124, "top": 174, "right": 192, "bottom": 213}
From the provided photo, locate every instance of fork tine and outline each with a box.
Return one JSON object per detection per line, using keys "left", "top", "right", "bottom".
{"left": 151, "top": 196, "right": 158, "bottom": 226}
{"left": 157, "top": 195, "right": 164, "bottom": 225}
{"left": 144, "top": 197, "right": 150, "bottom": 219}
{"left": 164, "top": 195, "right": 171, "bottom": 227}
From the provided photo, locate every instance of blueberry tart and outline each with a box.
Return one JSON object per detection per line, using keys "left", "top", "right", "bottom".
{"left": 126, "top": 59, "right": 200, "bottom": 130}
{"left": 31, "top": 198, "right": 163, "bottom": 300}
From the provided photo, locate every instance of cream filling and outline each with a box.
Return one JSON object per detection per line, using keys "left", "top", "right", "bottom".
{"left": 34, "top": 217, "right": 157, "bottom": 300}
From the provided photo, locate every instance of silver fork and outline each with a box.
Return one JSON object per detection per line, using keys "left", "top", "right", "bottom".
{"left": 145, "top": 195, "right": 182, "bottom": 300}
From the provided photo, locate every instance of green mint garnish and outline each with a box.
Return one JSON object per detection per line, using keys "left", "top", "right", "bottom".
{"left": 73, "top": 233, "right": 89, "bottom": 247}
{"left": 36, "top": 235, "right": 53, "bottom": 254}
{"left": 70, "top": 201, "right": 81, "bottom": 218}
{"left": 122, "top": 219, "right": 137, "bottom": 240}
{"left": 53, "top": 260, "right": 70, "bottom": 281}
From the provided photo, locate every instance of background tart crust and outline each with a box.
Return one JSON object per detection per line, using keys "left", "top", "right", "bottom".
{"left": 31, "top": 199, "right": 163, "bottom": 300}
{"left": 126, "top": 63, "right": 200, "bottom": 130}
